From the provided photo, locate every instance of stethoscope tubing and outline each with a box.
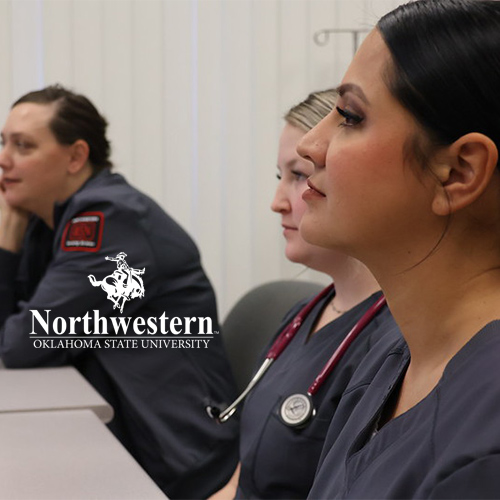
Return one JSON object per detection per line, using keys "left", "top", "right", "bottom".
{"left": 216, "top": 358, "right": 274, "bottom": 422}
{"left": 308, "top": 295, "right": 387, "bottom": 395}
{"left": 267, "top": 285, "right": 335, "bottom": 359}
{"left": 210, "top": 285, "right": 334, "bottom": 422}
{"left": 208, "top": 285, "right": 386, "bottom": 423}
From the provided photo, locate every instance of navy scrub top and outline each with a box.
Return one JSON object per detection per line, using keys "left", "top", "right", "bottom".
{"left": 0, "top": 169, "right": 239, "bottom": 499}
{"left": 237, "top": 288, "right": 399, "bottom": 499}
{"left": 309, "top": 320, "right": 500, "bottom": 499}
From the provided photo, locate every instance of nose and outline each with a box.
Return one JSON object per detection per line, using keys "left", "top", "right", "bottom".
{"left": 270, "top": 180, "right": 291, "bottom": 214}
{"left": 296, "top": 119, "right": 330, "bottom": 170}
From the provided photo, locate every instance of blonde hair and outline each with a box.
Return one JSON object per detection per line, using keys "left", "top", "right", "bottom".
{"left": 284, "top": 89, "right": 337, "bottom": 132}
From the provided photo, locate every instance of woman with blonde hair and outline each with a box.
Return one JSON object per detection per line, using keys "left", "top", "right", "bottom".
{"left": 212, "top": 89, "right": 397, "bottom": 499}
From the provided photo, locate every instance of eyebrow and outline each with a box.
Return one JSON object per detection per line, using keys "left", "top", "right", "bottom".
{"left": 335, "top": 83, "right": 370, "bottom": 105}
{"left": 276, "top": 159, "right": 295, "bottom": 171}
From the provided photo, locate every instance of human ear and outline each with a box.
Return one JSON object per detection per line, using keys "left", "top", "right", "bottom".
{"left": 67, "top": 139, "right": 90, "bottom": 174}
{"left": 431, "top": 133, "right": 498, "bottom": 216}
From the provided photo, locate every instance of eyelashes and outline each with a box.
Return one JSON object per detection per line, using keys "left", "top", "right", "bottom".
{"left": 276, "top": 171, "right": 308, "bottom": 182}
{"left": 336, "top": 106, "right": 363, "bottom": 127}
{"left": 291, "top": 170, "right": 308, "bottom": 181}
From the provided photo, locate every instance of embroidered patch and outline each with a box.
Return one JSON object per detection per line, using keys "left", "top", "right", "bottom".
{"left": 61, "top": 211, "right": 104, "bottom": 252}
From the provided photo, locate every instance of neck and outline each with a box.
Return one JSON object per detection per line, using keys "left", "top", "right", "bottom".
{"left": 326, "top": 256, "right": 381, "bottom": 311}
{"left": 308, "top": 256, "right": 380, "bottom": 335}
{"left": 39, "top": 167, "right": 94, "bottom": 229}
{"left": 373, "top": 244, "right": 500, "bottom": 373}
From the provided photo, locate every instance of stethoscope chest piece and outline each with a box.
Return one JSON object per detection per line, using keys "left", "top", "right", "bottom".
{"left": 205, "top": 287, "right": 386, "bottom": 426}
{"left": 280, "top": 393, "right": 315, "bottom": 428}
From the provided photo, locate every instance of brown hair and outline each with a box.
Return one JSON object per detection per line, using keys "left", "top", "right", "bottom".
{"left": 14, "top": 84, "right": 112, "bottom": 172}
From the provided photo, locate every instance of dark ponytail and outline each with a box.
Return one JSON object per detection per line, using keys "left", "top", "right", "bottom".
{"left": 378, "top": 0, "right": 500, "bottom": 163}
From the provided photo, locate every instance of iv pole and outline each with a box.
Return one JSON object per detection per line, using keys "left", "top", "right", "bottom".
{"left": 313, "top": 28, "right": 370, "bottom": 55}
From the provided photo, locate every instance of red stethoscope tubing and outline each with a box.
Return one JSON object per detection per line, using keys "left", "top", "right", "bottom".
{"left": 308, "top": 294, "right": 387, "bottom": 395}
{"left": 209, "top": 284, "right": 387, "bottom": 423}
{"left": 267, "top": 284, "right": 335, "bottom": 359}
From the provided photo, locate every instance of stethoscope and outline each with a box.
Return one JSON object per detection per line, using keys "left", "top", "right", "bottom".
{"left": 207, "top": 284, "right": 387, "bottom": 428}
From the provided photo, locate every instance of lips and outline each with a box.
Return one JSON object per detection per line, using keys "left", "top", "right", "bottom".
{"left": 1, "top": 178, "right": 20, "bottom": 189}
{"left": 302, "top": 179, "right": 326, "bottom": 201}
{"left": 307, "top": 179, "right": 325, "bottom": 196}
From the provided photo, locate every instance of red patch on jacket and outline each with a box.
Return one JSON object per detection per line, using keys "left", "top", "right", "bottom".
{"left": 61, "top": 212, "right": 104, "bottom": 252}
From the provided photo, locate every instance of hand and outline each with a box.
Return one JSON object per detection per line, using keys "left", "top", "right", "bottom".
{"left": 0, "top": 180, "right": 30, "bottom": 253}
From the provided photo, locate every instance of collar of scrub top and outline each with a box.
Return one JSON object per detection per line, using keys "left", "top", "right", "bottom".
{"left": 207, "top": 283, "right": 387, "bottom": 423}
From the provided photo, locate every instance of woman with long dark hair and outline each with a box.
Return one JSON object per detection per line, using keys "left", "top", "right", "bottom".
{"left": 298, "top": 1, "right": 500, "bottom": 497}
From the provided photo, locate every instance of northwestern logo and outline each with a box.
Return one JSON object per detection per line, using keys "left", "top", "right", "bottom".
{"left": 29, "top": 251, "right": 217, "bottom": 347}
{"left": 88, "top": 252, "right": 145, "bottom": 313}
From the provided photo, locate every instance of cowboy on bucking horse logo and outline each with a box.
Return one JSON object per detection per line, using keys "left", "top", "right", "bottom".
{"left": 88, "top": 252, "right": 145, "bottom": 313}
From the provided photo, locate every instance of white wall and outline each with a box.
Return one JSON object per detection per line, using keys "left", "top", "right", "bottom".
{"left": 2, "top": 0, "right": 405, "bottom": 317}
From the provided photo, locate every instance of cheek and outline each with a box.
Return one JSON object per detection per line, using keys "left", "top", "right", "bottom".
{"left": 324, "top": 149, "right": 364, "bottom": 212}
{"left": 326, "top": 140, "right": 404, "bottom": 201}
{"left": 321, "top": 145, "right": 404, "bottom": 239}
{"left": 22, "top": 164, "right": 49, "bottom": 191}
{"left": 30, "top": 153, "right": 67, "bottom": 182}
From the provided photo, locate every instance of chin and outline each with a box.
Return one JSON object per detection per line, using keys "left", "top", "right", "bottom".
{"left": 285, "top": 246, "right": 314, "bottom": 266}
{"left": 3, "top": 192, "right": 23, "bottom": 208}
{"left": 299, "top": 222, "right": 326, "bottom": 248}
{"left": 4, "top": 194, "right": 32, "bottom": 214}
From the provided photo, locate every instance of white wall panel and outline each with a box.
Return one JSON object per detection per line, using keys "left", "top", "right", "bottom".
{"left": 11, "top": 0, "right": 43, "bottom": 98}
{"left": 103, "top": 1, "right": 134, "bottom": 179}
{"left": 309, "top": 0, "right": 338, "bottom": 91}
{"left": 219, "top": 0, "right": 254, "bottom": 309}
{"left": 3, "top": 0, "right": 407, "bottom": 317}
{"left": 162, "top": 0, "right": 195, "bottom": 233}
{"left": 73, "top": 1, "right": 105, "bottom": 105}
{"left": 131, "top": 0, "right": 164, "bottom": 200}
{"left": 0, "top": 1, "right": 13, "bottom": 116}
{"left": 278, "top": 0, "right": 310, "bottom": 117}
{"left": 249, "top": 0, "right": 282, "bottom": 287}
{"left": 196, "top": 0, "right": 225, "bottom": 303}
{"left": 43, "top": 0, "right": 73, "bottom": 87}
